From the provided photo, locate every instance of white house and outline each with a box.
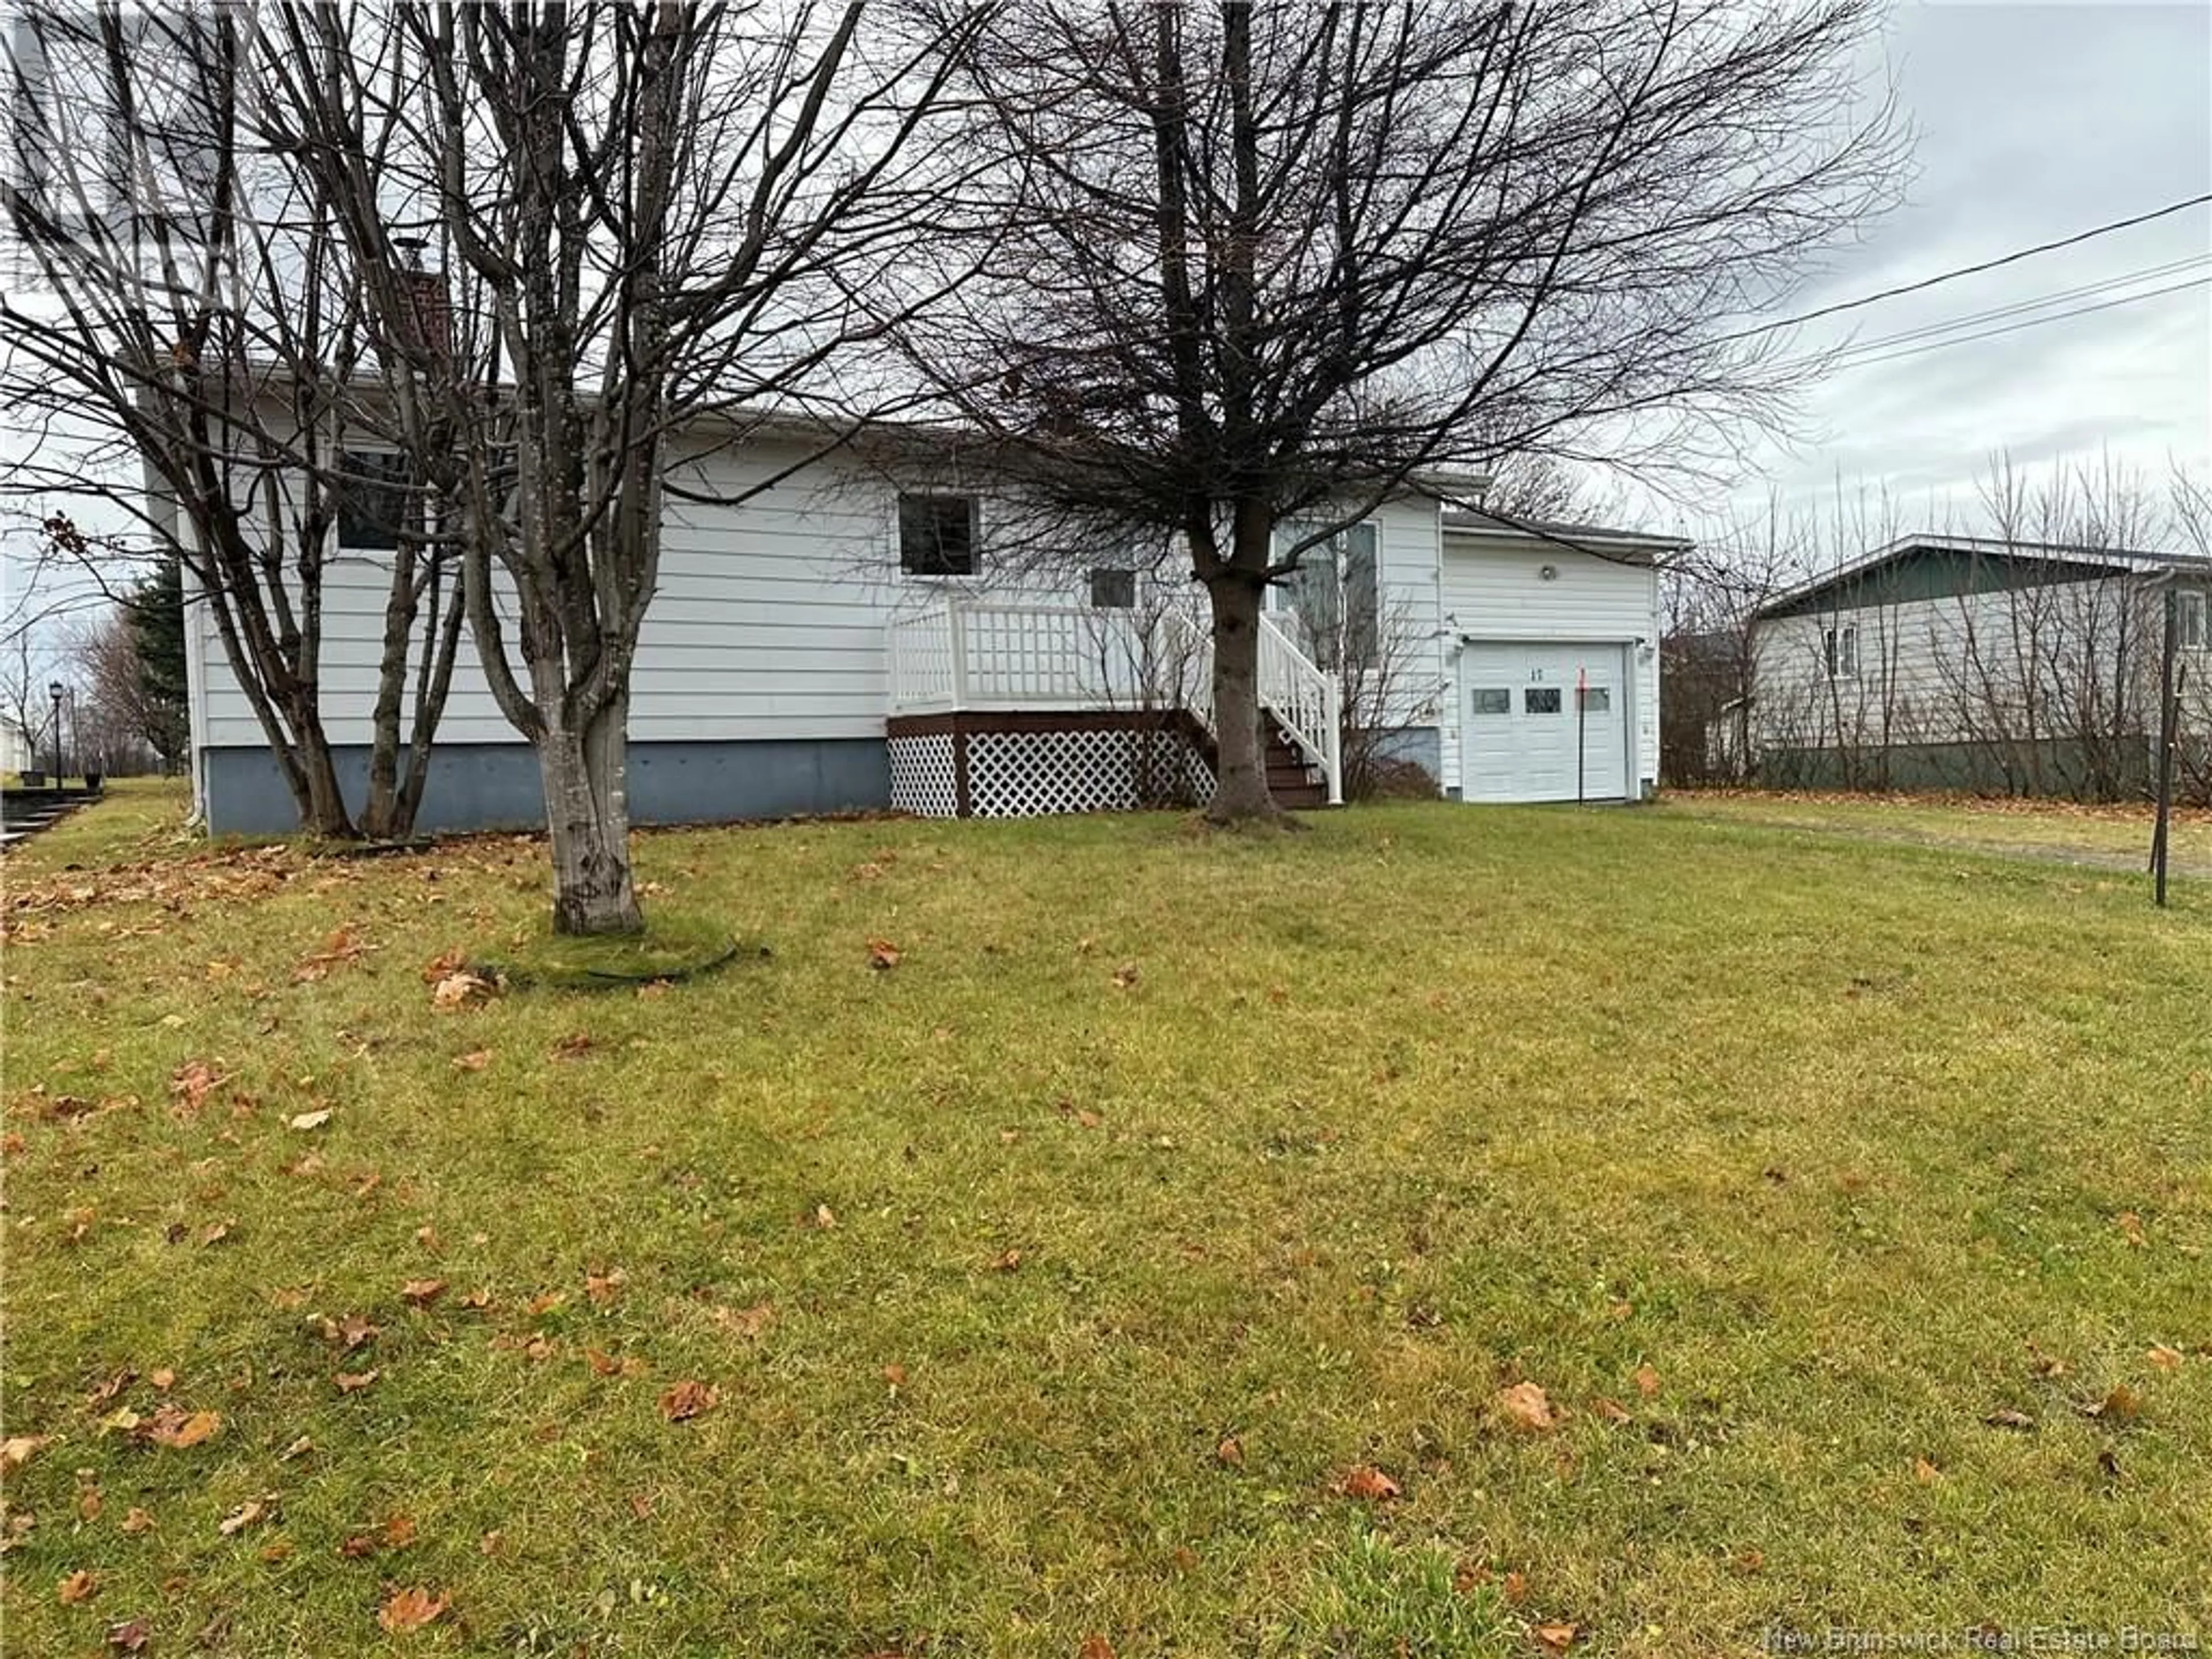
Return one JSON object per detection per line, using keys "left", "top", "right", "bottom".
{"left": 0, "top": 717, "right": 33, "bottom": 778}
{"left": 1736, "top": 535, "right": 2212, "bottom": 798}
{"left": 182, "top": 424, "right": 1678, "bottom": 833}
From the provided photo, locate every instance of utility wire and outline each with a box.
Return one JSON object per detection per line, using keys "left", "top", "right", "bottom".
{"left": 1828, "top": 271, "right": 2209, "bottom": 370}
{"left": 1834, "top": 252, "right": 2212, "bottom": 355}
{"left": 1719, "top": 192, "right": 2212, "bottom": 345}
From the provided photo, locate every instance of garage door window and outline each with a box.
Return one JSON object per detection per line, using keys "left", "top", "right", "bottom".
{"left": 1524, "top": 687, "right": 1562, "bottom": 714}
{"left": 1577, "top": 687, "right": 1610, "bottom": 713}
{"left": 1472, "top": 688, "right": 1511, "bottom": 715}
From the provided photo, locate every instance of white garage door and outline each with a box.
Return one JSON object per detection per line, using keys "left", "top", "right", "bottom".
{"left": 1460, "top": 642, "right": 1631, "bottom": 803}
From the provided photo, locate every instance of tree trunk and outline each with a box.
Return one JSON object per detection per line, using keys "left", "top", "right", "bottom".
{"left": 1204, "top": 569, "right": 1279, "bottom": 823}
{"left": 537, "top": 698, "right": 642, "bottom": 936}
{"left": 293, "top": 709, "right": 358, "bottom": 838}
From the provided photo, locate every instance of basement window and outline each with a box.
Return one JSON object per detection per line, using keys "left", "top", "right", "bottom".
{"left": 899, "top": 493, "right": 978, "bottom": 577}
{"left": 1824, "top": 623, "right": 1860, "bottom": 680}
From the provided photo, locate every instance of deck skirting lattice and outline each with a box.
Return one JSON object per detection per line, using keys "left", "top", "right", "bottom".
{"left": 887, "top": 711, "right": 1213, "bottom": 819}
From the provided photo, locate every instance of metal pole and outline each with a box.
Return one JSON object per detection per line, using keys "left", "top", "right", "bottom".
{"left": 2152, "top": 586, "right": 2179, "bottom": 909}
{"left": 1576, "top": 664, "right": 1588, "bottom": 804}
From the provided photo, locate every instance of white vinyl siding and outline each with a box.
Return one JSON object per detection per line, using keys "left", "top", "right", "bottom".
{"left": 1438, "top": 533, "right": 1660, "bottom": 797}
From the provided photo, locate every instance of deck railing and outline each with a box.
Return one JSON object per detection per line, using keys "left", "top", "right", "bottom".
{"left": 888, "top": 594, "right": 1341, "bottom": 804}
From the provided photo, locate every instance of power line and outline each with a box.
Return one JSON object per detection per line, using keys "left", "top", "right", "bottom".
{"left": 1835, "top": 252, "right": 2212, "bottom": 355}
{"left": 1829, "top": 271, "right": 2209, "bottom": 370}
{"left": 1721, "top": 192, "right": 2212, "bottom": 345}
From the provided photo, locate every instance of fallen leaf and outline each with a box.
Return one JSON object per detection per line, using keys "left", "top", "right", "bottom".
{"left": 148, "top": 1369, "right": 175, "bottom": 1392}
{"left": 882, "top": 1363, "right": 910, "bottom": 1389}
{"left": 2099, "top": 1448, "right": 2123, "bottom": 1480}
{"left": 1502, "top": 1570, "right": 1529, "bottom": 1604}
{"left": 450, "top": 1050, "right": 491, "bottom": 1073}
{"left": 627, "top": 1493, "right": 654, "bottom": 1520}
{"left": 457, "top": 1290, "right": 494, "bottom": 1312}
{"left": 585, "top": 1268, "right": 626, "bottom": 1305}
{"left": 586, "top": 1348, "right": 624, "bottom": 1377}
{"left": 1632, "top": 1363, "right": 1661, "bottom": 1399}
{"left": 87, "top": 1370, "right": 135, "bottom": 1410}
{"left": 1497, "top": 1381, "right": 1558, "bottom": 1433}
{"left": 552, "top": 1032, "right": 595, "bottom": 1062}
{"left": 333, "top": 1370, "right": 379, "bottom": 1395}
{"left": 377, "top": 1585, "right": 449, "bottom": 1634}
{"left": 1984, "top": 1408, "right": 2036, "bottom": 1431}
{"left": 812, "top": 1204, "right": 838, "bottom": 1230}
{"left": 1214, "top": 1435, "right": 1243, "bottom": 1466}
{"left": 2147, "top": 1344, "right": 2184, "bottom": 1373}
{"left": 2, "top": 1434, "right": 51, "bottom": 1472}
{"left": 218, "top": 1497, "right": 272, "bottom": 1536}
{"left": 258, "top": 1539, "right": 294, "bottom": 1563}
{"left": 713, "top": 1301, "right": 775, "bottom": 1339}
{"left": 1111, "top": 961, "right": 1139, "bottom": 988}
{"left": 169, "top": 1061, "right": 229, "bottom": 1115}
{"left": 119, "top": 1507, "right": 155, "bottom": 1535}
{"left": 78, "top": 1484, "right": 103, "bottom": 1521}
{"left": 277, "top": 1435, "right": 313, "bottom": 1462}
{"left": 105, "top": 1615, "right": 150, "bottom": 1653}
{"left": 1535, "top": 1622, "right": 1580, "bottom": 1651}
{"left": 58, "top": 1569, "right": 99, "bottom": 1604}
{"left": 1589, "top": 1397, "right": 1633, "bottom": 1425}
{"left": 1078, "top": 1637, "right": 1116, "bottom": 1659}
{"left": 1339, "top": 1464, "right": 1400, "bottom": 1501}
{"left": 340, "top": 1535, "right": 376, "bottom": 1559}
{"left": 1913, "top": 1456, "right": 1940, "bottom": 1483}
{"left": 147, "top": 1409, "right": 220, "bottom": 1450}
{"left": 525, "top": 1291, "right": 566, "bottom": 1318}
{"left": 2116, "top": 1211, "right": 2147, "bottom": 1247}
{"left": 866, "top": 938, "right": 902, "bottom": 971}
{"left": 321, "top": 1313, "right": 381, "bottom": 1350}
{"left": 2089, "top": 1383, "right": 2141, "bottom": 1423}
{"left": 431, "top": 971, "right": 494, "bottom": 1011}
{"left": 658, "top": 1380, "right": 718, "bottom": 1422}
{"left": 286, "top": 1108, "right": 332, "bottom": 1131}
{"left": 383, "top": 1514, "right": 418, "bottom": 1549}
{"left": 986, "top": 1247, "right": 1023, "bottom": 1272}
{"left": 400, "top": 1278, "right": 449, "bottom": 1308}
{"left": 421, "top": 948, "right": 468, "bottom": 984}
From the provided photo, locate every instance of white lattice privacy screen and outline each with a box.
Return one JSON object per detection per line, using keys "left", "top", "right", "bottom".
{"left": 887, "top": 732, "right": 960, "bottom": 817}
{"left": 888, "top": 725, "right": 1215, "bottom": 817}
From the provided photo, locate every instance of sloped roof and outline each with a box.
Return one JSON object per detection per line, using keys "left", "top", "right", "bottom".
{"left": 1756, "top": 533, "right": 2211, "bottom": 620}
{"left": 1441, "top": 508, "right": 1691, "bottom": 563}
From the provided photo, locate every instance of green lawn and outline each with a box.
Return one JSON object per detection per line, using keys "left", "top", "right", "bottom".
{"left": 3, "top": 785, "right": 2207, "bottom": 1656}
{"left": 1660, "top": 787, "right": 2212, "bottom": 877}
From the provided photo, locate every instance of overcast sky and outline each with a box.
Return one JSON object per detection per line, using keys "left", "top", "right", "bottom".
{"left": 1654, "top": 0, "right": 2212, "bottom": 537}
{"left": 4, "top": 2, "right": 2210, "bottom": 652}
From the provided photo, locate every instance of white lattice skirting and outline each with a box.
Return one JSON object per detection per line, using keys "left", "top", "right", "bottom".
{"left": 888, "top": 724, "right": 1214, "bottom": 818}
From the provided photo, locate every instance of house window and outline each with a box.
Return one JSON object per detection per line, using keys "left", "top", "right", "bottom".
{"left": 1824, "top": 623, "right": 1860, "bottom": 680}
{"left": 899, "top": 493, "right": 978, "bottom": 577}
{"left": 1089, "top": 567, "right": 1137, "bottom": 609}
{"left": 1524, "top": 687, "right": 1562, "bottom": 714}
{"left": 2180, "top": 590, "right": 2208, "bottom": 652}
{"left": 338, "top": 451, "right": 420, "bottom": 550}
{"left": 1272, "top": 521, "right": 1380, "bottom": 671}
{"left": 1577, "top": 686, "right": 1611, "bottom": 714}
{"left": 1471, "top": 687, "right": 1512, "bottom": 716}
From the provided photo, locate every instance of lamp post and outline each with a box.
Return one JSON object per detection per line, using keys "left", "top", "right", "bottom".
{"left": 47, "top": 680, "right": 63, "bottom": 787}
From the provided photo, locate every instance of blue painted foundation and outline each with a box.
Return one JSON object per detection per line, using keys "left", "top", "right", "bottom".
{"left": 200, "top": 739, "right": 892, "bottom": 836}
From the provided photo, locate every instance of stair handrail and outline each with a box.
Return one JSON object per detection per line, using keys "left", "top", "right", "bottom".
{"left": 1257, "top": 612, "right": 1343, "bottom": 805}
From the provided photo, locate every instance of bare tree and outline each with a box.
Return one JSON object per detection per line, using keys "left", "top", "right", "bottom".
{"left": 256, "top": 2, "right": 975, "bottom": 933}
{"left": 884, "top": 0, "right": 1904, "bottom": 821}
{"left": 2, "top": 2, "right": 467, "bottom": 838}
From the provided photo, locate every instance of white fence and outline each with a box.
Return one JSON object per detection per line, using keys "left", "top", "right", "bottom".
{"left": 887, "top": 595, "right": 1342, "bottom": 804}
